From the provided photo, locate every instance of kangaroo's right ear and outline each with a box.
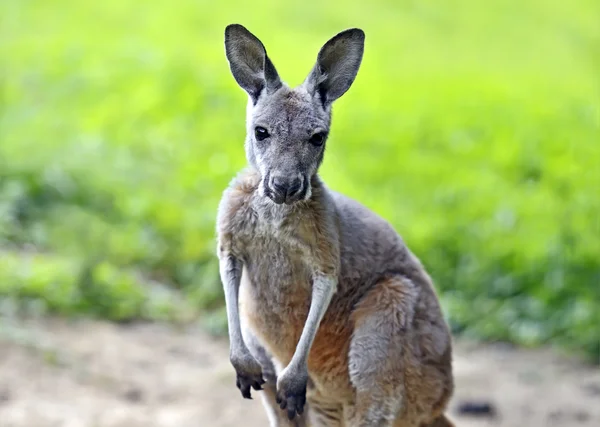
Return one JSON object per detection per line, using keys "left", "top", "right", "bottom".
{"left": 224, "top": 24, "right": 282, "bottom": 103}
{"left": 304, "top": 28, "right": 365, "bottom": 107}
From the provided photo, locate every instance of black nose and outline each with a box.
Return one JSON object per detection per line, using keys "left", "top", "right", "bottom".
{"left": 270, "top": 175, "right": 303, "bottom": 200}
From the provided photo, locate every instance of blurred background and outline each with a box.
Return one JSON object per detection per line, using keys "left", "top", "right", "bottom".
{"left": 0, "top": 0, "right": 599, "bottom": 426}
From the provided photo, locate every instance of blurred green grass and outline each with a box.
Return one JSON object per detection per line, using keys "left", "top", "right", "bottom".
{"left": 1, "top": 0, "right": 599, "bottom": 360}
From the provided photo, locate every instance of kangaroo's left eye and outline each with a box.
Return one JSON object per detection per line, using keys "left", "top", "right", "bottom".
{"left": 255, "top": 126, "right": 270, "bottom": 141}
{"left": 309, "top": 132, "right": 327, "bottom": 147}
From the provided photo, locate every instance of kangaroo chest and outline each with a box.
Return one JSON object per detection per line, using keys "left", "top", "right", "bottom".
{"left": 236, "top": 218, "right": 352, "bottom": 397}
{"left": 238, "top": 224, "right": 313, "bottom": 361}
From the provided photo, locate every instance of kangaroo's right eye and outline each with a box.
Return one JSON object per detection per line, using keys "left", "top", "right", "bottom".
{"left": 254, "top": 126, "right": 270, "bottom": 141}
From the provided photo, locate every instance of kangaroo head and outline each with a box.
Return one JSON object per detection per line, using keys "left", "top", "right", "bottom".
{"left": 224, "top": 24, "right": 365, "bottom": 205}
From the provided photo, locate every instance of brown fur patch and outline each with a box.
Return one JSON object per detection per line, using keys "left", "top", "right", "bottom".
{"left": 350, "top": 276, "right": 417, "bottom": 330}
{"left": 420, "top": 415, "right": 455, "bottom": 427}
{"left": 307, "top": 312, "right": 353, "bottom": 389}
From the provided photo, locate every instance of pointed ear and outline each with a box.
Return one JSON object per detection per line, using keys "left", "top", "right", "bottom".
{"left": 224, "top": 24, "right": 282, "bottom": 103}
{"left": 304, "top": 28, "right": 365, "bottom": 107}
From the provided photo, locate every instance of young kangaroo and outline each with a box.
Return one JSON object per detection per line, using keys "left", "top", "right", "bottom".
{"left": 217, "top": 24, "right": 454, "bottom": 427}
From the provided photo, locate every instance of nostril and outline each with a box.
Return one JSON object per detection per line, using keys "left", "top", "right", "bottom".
{"left": 287, "top": 178, "right": 302, "bottom": 197}
{"left": 270, "top": 176, "right": 287, "bottom": 195}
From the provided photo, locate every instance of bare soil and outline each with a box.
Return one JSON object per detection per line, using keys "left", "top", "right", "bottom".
{"left": 0, "top": 318, "right": 599, "bottom": 427}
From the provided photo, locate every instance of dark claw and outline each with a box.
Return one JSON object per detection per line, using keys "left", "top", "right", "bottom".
{"left": 276, "top": 382, "right": 307, "bottom": 420}
{"left": 287, "top": 396, "right": 297, "bottom": 420}
{"left": 236, "top": 372, "right": 264, "bottom": 400}
{"left": 298, "top": 394, "right": 306, "bottom": 414}
{"left": 241, "top": 383, "right": 252, "bottom": 399}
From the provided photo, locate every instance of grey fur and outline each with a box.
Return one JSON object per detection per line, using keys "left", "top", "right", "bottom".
{"left": 225, "top": 24, "right": 282, "bottom": 103}
{"left": 218, "top": 24, "right": 454, "bottom": 427}
{"left": 304, "top": 28, "right": 365, "bottom": 106}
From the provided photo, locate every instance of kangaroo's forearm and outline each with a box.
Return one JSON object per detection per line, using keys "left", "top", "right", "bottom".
{"left": 288, "top": 274, "right": 336, "bottom": 369}
{"left": 219, "top": 253, "right": 248, "bottom": 354}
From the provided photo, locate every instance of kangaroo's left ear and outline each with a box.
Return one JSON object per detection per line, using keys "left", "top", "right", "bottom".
{"left": 303, "top": 28, "right": 365, "bottom": 107}
{"left": 224, "top": 24, "right": 282, "bottom": 104}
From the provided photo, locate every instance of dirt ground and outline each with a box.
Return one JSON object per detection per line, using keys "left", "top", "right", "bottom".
{"left": 0, "top": 318, "right": 599, "bottom": 427}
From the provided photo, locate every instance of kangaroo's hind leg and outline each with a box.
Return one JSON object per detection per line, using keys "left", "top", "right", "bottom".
{"left": 344, "top": 275, "right": 452, "bottom": 427}
{"left": 343, "top": 276, "right": 413, "bottom": 426}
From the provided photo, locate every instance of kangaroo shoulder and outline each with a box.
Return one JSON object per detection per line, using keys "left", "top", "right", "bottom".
{"left": 330, "top": 190, "right": 396, "bottom": 234}
{"left": 217, "top": 169, "right": 260, "bottom": 244}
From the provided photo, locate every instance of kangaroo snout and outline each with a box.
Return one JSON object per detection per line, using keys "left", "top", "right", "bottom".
{"left": 267, "top": 174, "right": 305, "bottom": 204}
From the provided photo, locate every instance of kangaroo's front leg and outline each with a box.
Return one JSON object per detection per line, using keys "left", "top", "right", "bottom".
{"left": 276, "top": 273, "right": 336, "bottom": 420}
{"left": 219, "top": 252, "right": 265, "bottom": 399}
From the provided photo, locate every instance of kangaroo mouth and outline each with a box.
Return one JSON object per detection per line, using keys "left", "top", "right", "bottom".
{"left": 263, "top": 176, "right": 309, "bottom": 205}
{"left": 264, "top": 187, "right": 286, "bottom": 204}
{"left": 264, "top": 186, "right": 308, "bottom": 205}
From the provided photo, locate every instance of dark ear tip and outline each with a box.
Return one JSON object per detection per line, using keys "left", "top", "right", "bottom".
{"left": 225, "top": 23, "right": 246, "bottom": 31}
{"left": 349, "top": 28, "right": 366, "bottom": 39}
{"left": 225, "top": 23, "right": 249, "bottom": 39}
{"left": 338, "top": 28, "right": 365, "bottom": 42}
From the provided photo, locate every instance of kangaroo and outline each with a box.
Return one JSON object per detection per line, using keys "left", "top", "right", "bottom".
{"left": 217, "top": 24, "right": 455, "bottom": 427}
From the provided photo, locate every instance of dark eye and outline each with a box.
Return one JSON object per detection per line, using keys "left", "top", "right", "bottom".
{"left": 254, "top": 126, "right": 269, "bottom": 141}
{"left": 309, "top": 132, "right": 327, "bottom": 147}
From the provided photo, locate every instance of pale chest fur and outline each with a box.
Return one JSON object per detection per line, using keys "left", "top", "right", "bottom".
{"left": 237, "top": 233, "right": 353, "bottom": 401}
{"left": 241, "top": 231, "right": 311, "bottom": 354}
{"left": 224, "top": 192, "right": 317, "bottom": 363}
